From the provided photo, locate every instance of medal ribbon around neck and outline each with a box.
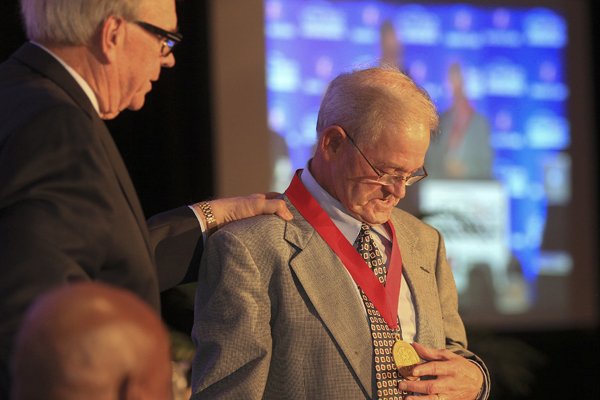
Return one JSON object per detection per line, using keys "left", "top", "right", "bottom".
{"left": 285, "top": 170, "right": 403, "bottom": 329}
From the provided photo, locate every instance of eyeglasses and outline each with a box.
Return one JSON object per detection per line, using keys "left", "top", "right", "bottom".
{"left": 134, "top": 21, "right": 183, "bottom": 57}
{"left": 345, "top": 132, "right": 427, "bottom": 186}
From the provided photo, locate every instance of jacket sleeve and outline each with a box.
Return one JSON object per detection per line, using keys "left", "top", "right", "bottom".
{"left": 190, "top": 228, "right": 272, "bottom": 399}
{"left": 434, "top": 229, "right": 491, "bottom": 399}
{"left": 148, "top": 206, "right": 204, "bottom": 291}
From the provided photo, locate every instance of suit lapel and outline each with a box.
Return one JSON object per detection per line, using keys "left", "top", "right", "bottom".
{"left": 284, "top": 201, "right": 374, "bottom": 395}
{"left": 391, "top": 212, "right": 436, "bottom": 344}
{"left": 95, "top": 120, "right": 152, "bottom": 251}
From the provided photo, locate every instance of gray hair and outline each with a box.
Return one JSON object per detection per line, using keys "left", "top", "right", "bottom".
{"left": 316, "top": 66, "right": 439, "bottom": 147}
{"left": 20, "top": 0, "right": 140, "bottom": 45}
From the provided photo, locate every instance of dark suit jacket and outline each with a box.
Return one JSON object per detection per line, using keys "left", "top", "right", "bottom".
{"left": 191, "top": 200, "right": 490, "bottom": 399}
{"left": 0, "top": 43, "right": 203, "bottom": 394}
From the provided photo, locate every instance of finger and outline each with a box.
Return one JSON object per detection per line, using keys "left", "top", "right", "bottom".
{"left": 264, "top": 198, "right": 293, "bottom": 220}
{"left": 412, "top": 342, "right": 458, "bottom": 362}
{"left": 399, "top": 377, "right": 447, "bottom": 397}
{"left": 262, "top": 192, "right": 293, "bottom": 220}
{"left": 404, "top": 396, "right": 440, "bottom": 400}
{"left": 411, "top": 342, "right": 445, "bottom": 362}
{"left": 412, "top": 360, "right": 456, "bottom": 378}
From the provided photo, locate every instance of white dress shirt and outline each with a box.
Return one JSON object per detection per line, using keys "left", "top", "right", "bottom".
{"left": 300, "top": 165, "right": 417, "bottom": 342}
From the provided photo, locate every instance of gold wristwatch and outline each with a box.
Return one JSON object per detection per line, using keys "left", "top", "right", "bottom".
{"left": 197, "top": 201, "right": 218, "bottom": 235}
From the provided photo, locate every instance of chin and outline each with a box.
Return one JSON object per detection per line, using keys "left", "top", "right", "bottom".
{"left": 366, "top": 214, "right": 392, "bottom": 225}
{"left": 351, "top": 207, "right": 393, "bottom": 225}
{"left": 100, "top": 111, "right": 121, "bottom": 120}
{"left": 127, "top": 101, "right": 145, "bottom": 111}
{"left": 369, "top": 205, "right": 397, "bottom": 224}
{"left": 127, "top": 94, "right": 148, "bottom": 111}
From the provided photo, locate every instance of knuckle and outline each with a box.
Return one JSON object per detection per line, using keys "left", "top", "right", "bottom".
{"left": 424, "top": 381, "right": 439, "bottom": 394}
{"left": 429, "top": 362, "right": 438, "bottom": 375}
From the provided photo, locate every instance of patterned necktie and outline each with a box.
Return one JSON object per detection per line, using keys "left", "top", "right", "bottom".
{"left": 354, "top": 224, "right": 404, "bottom": 400}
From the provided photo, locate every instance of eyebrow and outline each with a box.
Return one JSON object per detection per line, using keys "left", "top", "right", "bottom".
{"left": 376, "top": 162, "right": 424, "bottom": 176}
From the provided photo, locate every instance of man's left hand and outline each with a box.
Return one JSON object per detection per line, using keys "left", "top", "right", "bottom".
{"left": 398, "top": 342, "right": 483, "bottom": 400}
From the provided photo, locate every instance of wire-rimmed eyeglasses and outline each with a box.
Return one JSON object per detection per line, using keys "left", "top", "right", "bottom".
{"left": 345, "top": 131, "right": 427, "bottom": 187}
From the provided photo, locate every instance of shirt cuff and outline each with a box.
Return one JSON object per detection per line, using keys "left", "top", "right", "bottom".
{"left": 188, "top": 205, "right": 208, "bottom": 243}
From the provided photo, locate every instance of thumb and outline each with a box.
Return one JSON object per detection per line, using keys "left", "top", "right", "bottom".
{"left": 264, "top": 198, "right": 293, "bottom": 221}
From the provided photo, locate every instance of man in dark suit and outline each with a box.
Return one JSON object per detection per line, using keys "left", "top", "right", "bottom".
{"left": 191, "top": 68, "right": 490, "bottom": 399}
{"left": 0, "top": 0, "right": 291, "bottom": 395}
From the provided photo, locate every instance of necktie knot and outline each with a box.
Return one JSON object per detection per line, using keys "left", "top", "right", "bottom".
{"left": 355, "top": 224, "right": 387, "bottom": 284}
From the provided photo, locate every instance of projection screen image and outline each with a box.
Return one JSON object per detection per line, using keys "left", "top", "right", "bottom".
{"left": 264, "top": 0, "right": 580, "bottom": 327}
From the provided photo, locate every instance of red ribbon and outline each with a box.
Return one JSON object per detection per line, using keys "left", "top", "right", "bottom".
{"left": 285, "top": 170, "right": 403, "bottom": 329}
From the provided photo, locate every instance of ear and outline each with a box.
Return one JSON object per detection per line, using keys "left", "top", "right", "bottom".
{"left": 319, "top": 125, "right": 346, "bottom": 161}
{"left": 99, "top": 15, "right": 126, "bottom": 63}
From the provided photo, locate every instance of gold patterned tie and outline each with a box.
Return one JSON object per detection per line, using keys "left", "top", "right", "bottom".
{"left": 354, "top": 224, "right": 403, "bottom": 400}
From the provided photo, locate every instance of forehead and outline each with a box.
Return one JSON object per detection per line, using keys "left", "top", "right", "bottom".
{"left": 137, "top": 0, "right": 177, "bottom": 29}
{"left": 366, "top": 123, "right": 431, "bottom": 170}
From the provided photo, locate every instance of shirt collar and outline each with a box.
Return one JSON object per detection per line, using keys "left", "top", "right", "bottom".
{"left": 300, "top": 161, "right": 390, "bottom": 243}
{"left": 31, "top": 42, "right": 101, "bottom": 115}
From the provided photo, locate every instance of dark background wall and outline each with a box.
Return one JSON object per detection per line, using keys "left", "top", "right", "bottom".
{"left": 1, "top": 1, "right": 598, "bottom": 398}
{"left": 0, "top": 0, "right": 215, "bottom": 216}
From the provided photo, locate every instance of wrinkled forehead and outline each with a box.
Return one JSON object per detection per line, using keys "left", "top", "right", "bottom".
{"left": 376, "top": 122, "right": 431, "bottom": 150}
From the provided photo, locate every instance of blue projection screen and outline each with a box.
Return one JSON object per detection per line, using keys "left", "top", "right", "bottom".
{"left": 263, "top": 0, "right": 592, "bottom": 328}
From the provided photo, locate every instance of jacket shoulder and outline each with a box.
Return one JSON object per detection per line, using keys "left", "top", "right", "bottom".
{"left": 212, "top": 214, "right": 286, "bottom": 241}
{"left": 392, "top": 207, "right": 438, "bottom": 235}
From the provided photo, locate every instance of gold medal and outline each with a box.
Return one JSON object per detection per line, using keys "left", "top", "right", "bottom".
{"left": 392, "top": 339, "right": 420, "bottom": 378}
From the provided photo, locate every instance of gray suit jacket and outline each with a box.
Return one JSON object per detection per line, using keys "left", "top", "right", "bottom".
{"left": 191, "top": 199, "right": 489, "bottom": 399}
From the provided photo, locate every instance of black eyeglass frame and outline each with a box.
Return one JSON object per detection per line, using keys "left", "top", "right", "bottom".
{"left": 344, "top": 130, "right": 428, "bottom": 187}
{"left": 134, "top": 21, "right": 183, "bottom": 56}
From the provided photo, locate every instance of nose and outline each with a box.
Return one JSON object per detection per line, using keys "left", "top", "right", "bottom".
{"left": 161, "top": 53, "right": 176, "bottom": 68}
{"left": 383, "top": 179, "right": 406, "bottom": 199}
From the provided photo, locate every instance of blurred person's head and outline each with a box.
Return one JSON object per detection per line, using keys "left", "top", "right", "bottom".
{"left": 19, "top": 0, "right": 181, "bottom": 119}
{"left": 379, "top": 20, "right": 403, "bottom": 69}
{"left": 312, "top": 67, "right": 438, "bottom": 224}
{"left": 447, "top": 62, "right": 466, "bottom": 98}
{"left": 11, "top": 282, "right": 173, "bottom": 400}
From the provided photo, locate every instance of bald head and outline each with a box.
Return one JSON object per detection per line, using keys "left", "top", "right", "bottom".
{"left": 11, "top": 283, "right": 173, "bottom": 400}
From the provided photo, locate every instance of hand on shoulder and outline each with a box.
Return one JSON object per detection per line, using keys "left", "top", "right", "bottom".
{"left": 195, "top": 193, "right": 293, "bottom": 229}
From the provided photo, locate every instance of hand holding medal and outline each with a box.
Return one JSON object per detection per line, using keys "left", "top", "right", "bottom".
{"left": 397, "top": 342, "right": 486, "bottom": 399}
{"left": 392, "top": 338, "right": 421, "bottom": 379}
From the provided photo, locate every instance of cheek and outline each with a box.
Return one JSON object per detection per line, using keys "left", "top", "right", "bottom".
{"left": 340, "top": 181, "right": 380, "bottom": 207}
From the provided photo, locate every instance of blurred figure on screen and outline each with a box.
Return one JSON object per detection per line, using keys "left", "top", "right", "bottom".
{"left": 190, "top": 67, "right": 490, "bottom": 400}
{"left": 379, "top": 20, "right": 405, "bottom": 71}
{"left": 11, "top": 282, "right": 173, "bottom": 400}
{"left": 426, "top": 62, "right": 493, "bottom": 180}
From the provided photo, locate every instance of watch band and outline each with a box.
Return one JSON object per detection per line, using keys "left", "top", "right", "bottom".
{"left": 198, "top": 201, "right": 218, "bottom": 233}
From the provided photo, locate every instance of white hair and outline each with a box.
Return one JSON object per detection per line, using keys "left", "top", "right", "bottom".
{"left": 20, "top": 0, "right": 140, "bottom": 45}
{"left": 316, "top": 66, "right": 439, "bottom": 146}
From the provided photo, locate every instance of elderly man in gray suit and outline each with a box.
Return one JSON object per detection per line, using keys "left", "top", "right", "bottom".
{"left": 191, "top": 67, "right": 490, "bottom": 400}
